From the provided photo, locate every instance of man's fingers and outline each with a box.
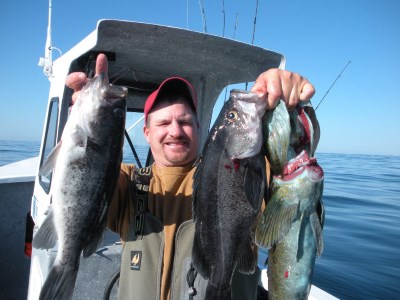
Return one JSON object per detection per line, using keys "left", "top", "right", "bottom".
{"left": 65, "top": 72, "right": 87, "bottom": 104}
{"left": 251, "top": 69, "right": 315, "bottom": 110}
{"left": 265, "top": 75, "right": 283, "bottom": 109}
{"left": 95, "top": 53, "right": 108, "bottom": 76}
{"left": 299, "top": 82, "right": 316, "bottom": 101}
{"left": 65, "top": 72, "right": 87, "bottom": 90}
{"left": 66, "top": 54, "right": 109, "bottom": 104}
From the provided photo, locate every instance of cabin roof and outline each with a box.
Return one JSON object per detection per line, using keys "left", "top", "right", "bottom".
{"left": 66, "top": 19, "right": 285, "bottom": 146}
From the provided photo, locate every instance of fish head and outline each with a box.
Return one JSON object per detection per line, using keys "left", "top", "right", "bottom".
{"left": 84, "top": 73, "right": 128, "bottom": 107}
{"left": 75, "top": 73, "right": 128, "bottom": 141}
{"left": 216, "top": 90, "right": 267, "bottom": 160}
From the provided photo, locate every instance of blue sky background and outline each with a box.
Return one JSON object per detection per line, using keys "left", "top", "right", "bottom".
{"left": 1, "top": 0, "right": 399, "bottom": 155}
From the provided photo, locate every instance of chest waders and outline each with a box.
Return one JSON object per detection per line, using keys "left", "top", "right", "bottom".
{"left": 117, "top": 167, "right": 260, "bottom": 300}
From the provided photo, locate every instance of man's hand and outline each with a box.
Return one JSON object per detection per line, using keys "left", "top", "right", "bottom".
{"left": 251, "top": 69, "right": 315, "bottom": 110}
{"left": 66, "top": 53, "right": 109, "bottom": 104}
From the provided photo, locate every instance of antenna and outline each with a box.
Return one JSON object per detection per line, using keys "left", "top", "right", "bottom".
{"left": 38, "top": 0, "right": 62, "bottom": 78}
{"left": 315, "top": 60, "right": 351, "bottom": 110}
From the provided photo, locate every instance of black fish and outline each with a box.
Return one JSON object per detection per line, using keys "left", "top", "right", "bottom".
{"left": 192, "top": 90, "right": 267, "bottom": 299}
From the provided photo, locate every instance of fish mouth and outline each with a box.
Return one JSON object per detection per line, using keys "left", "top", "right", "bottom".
{"left": 281, "top": 150, "right": 323, "bottom": 181}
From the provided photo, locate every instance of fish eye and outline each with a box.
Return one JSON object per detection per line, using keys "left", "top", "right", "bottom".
{"left": 227, "top": 109, "right": 238, "bottom": 122}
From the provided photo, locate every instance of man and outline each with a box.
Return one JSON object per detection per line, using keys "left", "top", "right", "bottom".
{"left": 67, "top": 53, "right": 315, "bottom": 300}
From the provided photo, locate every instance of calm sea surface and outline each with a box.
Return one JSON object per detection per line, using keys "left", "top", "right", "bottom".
{"left": 1, "top": 140, "right": 399, "bottom": 299}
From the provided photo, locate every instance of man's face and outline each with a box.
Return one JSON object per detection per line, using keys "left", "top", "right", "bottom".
{"left": 143, "top": 98, "right": 199, "bottom": 167}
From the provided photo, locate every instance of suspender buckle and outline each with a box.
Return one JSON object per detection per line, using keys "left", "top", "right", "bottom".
{"left": 134, "top": 214, "right": 144, "bottom": 237}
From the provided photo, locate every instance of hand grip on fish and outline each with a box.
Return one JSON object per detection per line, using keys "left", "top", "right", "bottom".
{"left": 255, "top": 100, "right": 325, "bottom": 300}
{"left": 33, "top": 73, "right": 128, "bottom": 300}
{"left": 192, "top": 89, "right": 267, "bottom": 300}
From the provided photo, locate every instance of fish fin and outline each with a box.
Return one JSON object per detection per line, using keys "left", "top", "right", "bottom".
{"left": 310, "top": 212, "right": 324, "bottom": 256}
{"left": 192, "top": 225, "right": 210, "bottom": 279}
{"left": 243, "top": 155, "right": 266, "bottom": 209}
{"left": 318, "top": 194, "right": 325, "bottom": 228}
{"left": 32, "top": 207, "right": 58, "bottom": 249}
{"left": 82, "top": 228, "right": 105, "bottom": 258}
{"left": 192, "top": 155, "right": 202, "bottom": 168}
{"left": 236, "top": 236, "right": 257, "bottom": 275}
{"left": 39, "top": 141, "right": 62, "bottom": 176}
{"left": 192, "top": 157, "right": 204, "bottom": 220}
{"left": 82, "top": 199, "right": 109, "bottom": 257}
{"left": 255, "top": 195, "right": 299, "bottom": 248}
{"left": 39, "top": 261, "right": 79, "bottom": 300}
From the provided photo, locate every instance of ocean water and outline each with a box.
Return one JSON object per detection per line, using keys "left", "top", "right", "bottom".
{"left": 312, "top": 153, "right": 400, "bottom": 299}
{"left": 0, "top": 140, "right": 41, "bottom": 167}
{"left": 1, "top": 140, "right": 399, "bottom": 299}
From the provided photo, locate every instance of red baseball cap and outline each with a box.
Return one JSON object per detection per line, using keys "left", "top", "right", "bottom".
{"left": 144, "top": 77, "right": 197, "bottom": 122}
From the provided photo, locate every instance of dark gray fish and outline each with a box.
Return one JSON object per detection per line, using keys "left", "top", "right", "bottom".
{"left": 192, "top": 89, "right": 267, "bottom": 300}
{"left": 255, "top": 101, "right": 325, "bottom": 300}
{"left": 32, "top": 73, "right": 127, "bottom": 300}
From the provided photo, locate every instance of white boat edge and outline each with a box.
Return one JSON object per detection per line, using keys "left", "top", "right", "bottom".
{"left": 260, "top": 269, "right": 340, "bottom": 299}
{"left": 0, "top": 156, "right": 39, "bottom": 184}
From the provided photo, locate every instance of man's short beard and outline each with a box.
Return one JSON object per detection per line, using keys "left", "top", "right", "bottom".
{"left": 164, "top": 150, "right": 192, "bottom": 166}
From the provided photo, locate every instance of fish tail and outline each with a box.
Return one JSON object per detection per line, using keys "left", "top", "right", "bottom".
{"left": 39, "top": 262, "right": 78, "bottom": 300}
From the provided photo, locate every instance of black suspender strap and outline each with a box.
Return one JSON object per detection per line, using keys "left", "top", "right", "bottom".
{"left": 132, "top": 166, "right": 152, "bottom": 239}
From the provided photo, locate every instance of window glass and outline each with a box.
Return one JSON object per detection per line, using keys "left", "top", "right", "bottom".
{"left": 39, "top": 98, "right": 59, "bottom": 192}
{"left": 123, "top": 111, "right": 149, "bottom": 167}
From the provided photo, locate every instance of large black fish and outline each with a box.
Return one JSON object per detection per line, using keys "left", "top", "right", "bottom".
{"left": 192, "top": 90, "right": 267, "bottom": 300}
{"left": 33, "top": 73, "right": 127, "bottom": 300}
{"left": 255, "top": 100, "right": 324, "bottom": 299}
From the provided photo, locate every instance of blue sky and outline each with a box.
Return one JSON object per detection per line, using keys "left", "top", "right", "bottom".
{"left": 1, "top": 0, "right": 399, "bottom": 155}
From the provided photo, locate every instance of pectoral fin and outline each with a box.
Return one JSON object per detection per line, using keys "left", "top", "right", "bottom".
{"left": 310, "top": 212, "right": 324, "bottom": 256}
{"left": 236, "top": 235, "right": 257, "bottom": 275}
{"left": 32, "top": 207, "right": 58, "bottom": 249}
{"left": 255, "top": 195, "right": 299, "bottom": 248}
{"left": 39, "top": 142, "right": 62, "bottom": 177}
{"left": 243, "top": 154, "right": 266, "bottom": 210}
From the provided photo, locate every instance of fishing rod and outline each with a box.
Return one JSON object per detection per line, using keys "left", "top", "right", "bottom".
{"left": 315, "top": 60, "right": 351, "bottom": 110}
{"left": 251, "top": 0, "right": 259, "bottom": 45}
{"left": 233, "top": 13, "right": 239, "bottom": 40}
{"left": 224, "top": 13, "right": 240, "bottom": 102}
{"left": 245, "top": 0, "right": 259, "bottom": 91}
{"left": 222, "top": 0, "right": 226, "bottom": 37}
{"left": 198, "top": 0, "right": 208, "bottom": 33}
